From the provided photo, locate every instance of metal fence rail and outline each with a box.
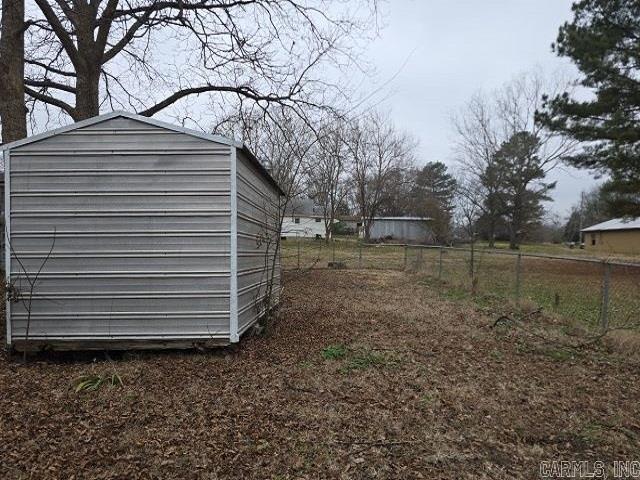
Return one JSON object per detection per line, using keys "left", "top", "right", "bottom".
{"left": 281, "top": 237, "right": 640, "bottom": 332}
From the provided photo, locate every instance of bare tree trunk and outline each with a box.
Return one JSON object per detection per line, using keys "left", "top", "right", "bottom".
{"left": 75, "top": 7, "right": 101, "bottom": 120}
{"left": 509, "top": 231, "right": 518, "bottom": 250}
{"left": 509, "top": 213, "right": 521, "bottom": 250}
{"left": 0, "top": 0, "right": 27, "bottom": 142}
{"left": 364, "top": 218, "right": 372, "bottom": 241}
{"left": 487, "top": 218, "right": 496, "bottom": 248}
{"left": 75, "top": 65, "right": 101, "bottom": 120}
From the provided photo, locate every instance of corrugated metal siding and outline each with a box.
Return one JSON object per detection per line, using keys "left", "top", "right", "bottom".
{"left": 236, "top": 150, "right": 281, "bottom": 334}
{"left": 8, "top": 117, "right": 233, "bottom": 342}
{"left": 369, "top": 219, "right": 432, "bottom": 243}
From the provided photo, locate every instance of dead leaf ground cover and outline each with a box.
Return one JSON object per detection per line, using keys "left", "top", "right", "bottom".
{"left": 1, "top": 269, "right": 639, "bottom": 479}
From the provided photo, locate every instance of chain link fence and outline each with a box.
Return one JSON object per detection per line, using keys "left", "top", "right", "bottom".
{"left": 281, "top": 237, "right": 640, "bottom": 332}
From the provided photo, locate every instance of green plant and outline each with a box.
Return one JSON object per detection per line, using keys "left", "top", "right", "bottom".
{"left": 341, "top": 350, "right": 389, "bottom": 373}
{"left": 541, "top": 347, "right": 575, "bottom": 363}
{"left": 321, "top": 344, "right": 347, "bottom": 360}
{"left": 74, "top": 373, "right": 123, "bottom": 393}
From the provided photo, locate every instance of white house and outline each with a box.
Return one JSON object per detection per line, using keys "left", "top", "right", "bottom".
{"left": 281, "top": 197, "right": 328, "bottom": 239}
{"left": 280, "top": 198, "right": 337, "bottom": 239}
{"left": 281, "top": 214, "right": 326, "bottom": 239}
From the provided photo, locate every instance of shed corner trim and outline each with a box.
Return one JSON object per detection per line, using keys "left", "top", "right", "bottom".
{"left": 3, "top": 149, "right": 11, "bottom": 346}
{"left": 229, "top": 146, "right": 239, "bottom": 343}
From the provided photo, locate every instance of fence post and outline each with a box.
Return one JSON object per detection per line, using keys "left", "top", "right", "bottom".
{"left": 358, "top": 242, "right": 363, "bottom": 268}
{"left": 600, "top": 261, "right": 611, "bottom": 332}
{"left": 438, "top": 246, "right": 443, "bottom": 280}
{"left": 470, "top": 240, "right": 475, "bottom": 282}
{"left": 403, "top": 245, "right": 408, "bottom": 270}
{"left": 297, "top": 235, "right": 301, "bottom": 270}
{"left": 515, "top": 253, "right": 522, "bottom": 305}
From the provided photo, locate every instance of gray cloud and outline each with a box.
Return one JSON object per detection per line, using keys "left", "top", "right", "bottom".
{"left": 357, "top": 0, "right": 601, "bottom": 217}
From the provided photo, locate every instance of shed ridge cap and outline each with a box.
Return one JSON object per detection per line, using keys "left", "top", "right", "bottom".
{"left": 0, "top": 110, "right": 284, "bottom": 195}
{"left": 0, "top": 110, "right": 242, "bottom": 151}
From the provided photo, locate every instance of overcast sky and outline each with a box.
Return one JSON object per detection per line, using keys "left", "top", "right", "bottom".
{"left": 358, "top": 0, "right": 601, "bottom": 219}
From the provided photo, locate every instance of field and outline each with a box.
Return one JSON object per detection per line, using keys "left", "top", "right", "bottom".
{"left": 281, "top": 238, "right": 640, "bottom": 331}
{"left": 2, "top": 268, "right": 640, "bottom": 479}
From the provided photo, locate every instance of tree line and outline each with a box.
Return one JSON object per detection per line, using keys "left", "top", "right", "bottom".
{"left": 1, "top": 0, "right": 638, "bottom": 249}
{"left": 216, "top": 107, "right": 458, "bottom": 243}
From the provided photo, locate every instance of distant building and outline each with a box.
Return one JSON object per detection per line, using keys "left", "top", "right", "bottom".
{"left": 582, "top": 218, "right": 640, "bottom": 255}
{"left": 336, "top": 215, "right": 363, "bottom": 236}
{"left": 281, "top": 197, "right": 327, "bottom": 239}
{"left": 366, "top": 217, "right": 433, "bottom": 243}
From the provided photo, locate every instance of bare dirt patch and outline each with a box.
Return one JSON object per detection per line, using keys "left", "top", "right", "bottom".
{"left": 1, "top": 269, "right": 639, "bottom": 479}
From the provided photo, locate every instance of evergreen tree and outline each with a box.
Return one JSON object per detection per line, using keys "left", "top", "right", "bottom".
{"left": 410, "top": 162, "right": 457, "bottom": 243}
{"left": 491, "top": 132, "right": 556, "bottom": 249}
{"left": 537, "top": 0, "right": 640, "bottom": 215}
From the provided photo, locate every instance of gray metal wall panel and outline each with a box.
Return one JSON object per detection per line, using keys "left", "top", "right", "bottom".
{"left": 12, "top": 173, "right": 230, "bottom": 191}
{"left": 369, "top": 219, "right": 432, "bottom": 243}
{"left": 9, "top": 153, "right": 231, "bottom": 170}
{"left": 12, "top": 193, "right": 229, "bottom": 211}
{"left": 10, "top": 233, "right": 230, "bottom": 252}
{"left": 8, "top": 117, "right": 232, "bottom": 342}
{"left": 12, "top": 214, "right": 230, "bottom": 232}
{"left": 235, "top": 150, "right": 281, "bottom": 332}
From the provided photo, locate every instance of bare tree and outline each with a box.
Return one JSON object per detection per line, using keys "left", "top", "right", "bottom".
{"left": 216, "top": 105, "right": 319, "bottom": 326}
{"left": 307, "top": 118, "right": 349, "bottom": 242}
{"left": 453, "top": 177, "right": 482, "bottom": 242}
{"left": 346, "top": 111, "right": 415, "bottom": 240}
{"left": 0, "top": 0, "right": 27, "bottom": 142}
{"left": 5, "top": 228, "right": 56, "bottom": 362}
{"left": 452, "top": 69, "right": 576, "bottom": 247}
{"left": 19, "top": 0, "right": 378, "bottom": 127}
{"left": 217, "top": 105, "right": 317, "bottom": 204}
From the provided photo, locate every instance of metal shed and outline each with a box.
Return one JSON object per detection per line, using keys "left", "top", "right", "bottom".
{"left": 367, "top": 217, "right": 433, "bottom": 243}
{"left": 2, "top": 111, "right": 283, "bottom": 351}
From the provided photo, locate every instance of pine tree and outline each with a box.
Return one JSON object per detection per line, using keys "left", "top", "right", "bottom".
{"left": 410, "top": 162, "right": 457, "bottom": 243}
{"left": 491, "top": 132, "right": 556, "bottom": 249}
{"left": 537, "top": 0, "right": 640, "bottom": 215}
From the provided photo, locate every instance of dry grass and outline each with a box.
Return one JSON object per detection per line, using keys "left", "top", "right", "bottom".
{"left": 1, "top": 269, "right": 640, "bottom": 479}
{"left": 282, "top": 239, "right": 640, "bottom": 330}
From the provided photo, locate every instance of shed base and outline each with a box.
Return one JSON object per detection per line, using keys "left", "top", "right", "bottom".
{"left": 9, "top": 338, "right": 230, "bottom": 352}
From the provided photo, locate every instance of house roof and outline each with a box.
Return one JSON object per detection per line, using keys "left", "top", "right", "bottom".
{"left": 285, "top": 197, "right": 321, "bottom": 217}
{"left": 582, "top": 217, "right": 640, "bottom": 232}
{"left": 0, "top": 110, "right": 285, "bottom": 195}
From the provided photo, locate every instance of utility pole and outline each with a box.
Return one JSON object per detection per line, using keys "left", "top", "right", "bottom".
{"left": 578, "top": 191, "right": 585, "bottom": 245}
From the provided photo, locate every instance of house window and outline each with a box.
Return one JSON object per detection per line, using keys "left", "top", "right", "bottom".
{"left": 591, "top": 234, "right": 596, "bottom": 246}
{"left": 294, "top": 218, "right": 300, "bottom": 224}
{"left": 357, "top": 222, "right": 363, "bottom": 227}
{"left": 315, "top": 218, "right": 321, "bottom": 223}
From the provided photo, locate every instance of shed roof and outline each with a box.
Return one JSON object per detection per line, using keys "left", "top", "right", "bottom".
{"left": 0, "top": 111, "right": 284, "bottom": 195}
{"left": 372, "top": 216, "right": 432, "bottom": 221}
{"left": 582, "top": 217, "right": 640, "bottom": 232}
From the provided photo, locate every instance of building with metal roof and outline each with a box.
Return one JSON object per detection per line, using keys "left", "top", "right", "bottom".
{"left": 582, "top": 217, "right": 640, "bottom": 255}
{"left": 366, "top": 216, "right": 433, "bottom": 244}
{"left": 2, "top": 111, "right": 283, "bottom": 351}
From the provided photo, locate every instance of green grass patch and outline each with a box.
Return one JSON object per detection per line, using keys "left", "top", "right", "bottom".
{"left": 321, "top": 344, "right": 397, "bottom": 373}
{"left": 341, "top": 350, "right": 389, "bottom": 373}
{"left": 540, "top": 347, "right": 577, "bottom": 362}
{"left": 321, "top": 344, "right": 347, "bottom": 360}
